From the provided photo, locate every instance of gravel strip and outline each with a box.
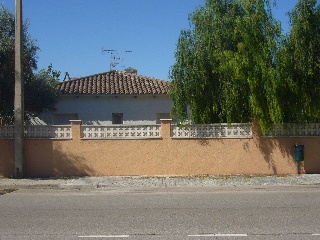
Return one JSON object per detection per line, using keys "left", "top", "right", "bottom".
{"left": 0, "top": 175, "right": 320, "bottom": 189}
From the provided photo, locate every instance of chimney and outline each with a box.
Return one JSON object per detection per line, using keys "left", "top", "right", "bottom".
{"left": 124, "top": 67, "right": 137, "bottom": 75}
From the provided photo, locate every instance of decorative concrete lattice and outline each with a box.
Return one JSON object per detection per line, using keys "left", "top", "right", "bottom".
{"left": 265, "top": 123, "right": 320, "bottom": 137}
{"left": 0, "top": 126, "right": 14, "bottom": 139}
{"left": 0, "top": 126, "right": 72, "bottom": 139}
{"left": 25, "top": 126, "right": 72, "bottom": 139}
{"left": 81, "top": 125, "right": 161, "bottom": 139}
{"left": 171, "top": 123, "right": 252, "bottom": 139}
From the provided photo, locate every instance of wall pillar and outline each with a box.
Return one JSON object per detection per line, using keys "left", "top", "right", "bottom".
{"left": 160, "top": 119, "right": 172, "bottom": 139}
{"left": 70, "top": 120, "right": 82, "bottom": 140}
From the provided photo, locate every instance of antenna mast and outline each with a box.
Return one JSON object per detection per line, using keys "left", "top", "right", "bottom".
{"left": 102, "top": 49, "right": 132, "bottom": 71}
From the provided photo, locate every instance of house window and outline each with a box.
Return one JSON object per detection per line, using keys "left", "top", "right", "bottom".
{"left": 156, "top": 113, "right": 171, "bottom": 124}
{"left": 52, "top": 114, "right": 78, "bottom": 125}
{"left": 112, "top": 113, "right": 123, "bottom": 124}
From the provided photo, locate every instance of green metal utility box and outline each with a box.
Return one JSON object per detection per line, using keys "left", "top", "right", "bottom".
{"left": 294, "top": 145, "right": 304, "bottom": 161}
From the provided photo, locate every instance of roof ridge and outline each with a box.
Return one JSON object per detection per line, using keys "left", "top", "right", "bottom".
{"left": 60, "top": 70, "right": 167, "bottom": 83}
{"left": 57, "top": 70, "right": 170, "bottom": 95}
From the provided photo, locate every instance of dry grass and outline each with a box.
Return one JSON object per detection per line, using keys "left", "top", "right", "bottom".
{"left": 0, "top": 188, "right": 17, "bottom": 196}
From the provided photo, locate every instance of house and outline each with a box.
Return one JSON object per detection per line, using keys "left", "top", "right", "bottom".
{"left": 38, "top": 70, "right": 172, "bottom": 125}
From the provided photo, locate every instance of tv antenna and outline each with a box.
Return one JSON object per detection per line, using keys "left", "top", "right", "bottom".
{"left": 102, "top": 49, "right": 132, "bottom": 70}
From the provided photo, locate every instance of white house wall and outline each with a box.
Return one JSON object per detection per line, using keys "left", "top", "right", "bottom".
{"left": 40, "top": 94, "right": 172, "bottom": 125}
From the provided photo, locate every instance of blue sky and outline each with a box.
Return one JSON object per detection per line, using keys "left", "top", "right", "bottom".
{"left": 3, "top": 0, "right": 300, "bottom": 81}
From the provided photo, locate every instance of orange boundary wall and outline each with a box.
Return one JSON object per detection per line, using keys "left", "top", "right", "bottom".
{"left": 1, "top": 120, "right": 319, "bottom": 178}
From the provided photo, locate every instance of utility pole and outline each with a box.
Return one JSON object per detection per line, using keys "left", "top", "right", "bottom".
{"left": 14, "top": 0, "right": 24, "bottom": 178}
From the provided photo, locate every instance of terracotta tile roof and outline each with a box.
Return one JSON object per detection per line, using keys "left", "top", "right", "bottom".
{"left": 57, "top": 70, "right": 170, "bottom": 95}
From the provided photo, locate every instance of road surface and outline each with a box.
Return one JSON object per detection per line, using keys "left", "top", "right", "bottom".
{"left": 1, "top": 186, "right": 320, "bottom": 239}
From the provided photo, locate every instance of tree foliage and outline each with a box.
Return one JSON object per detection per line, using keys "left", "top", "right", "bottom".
{"left": 169, "top": 0, "right": 320, "bottom": 132}
{"left": 25, "top": 64, "right": 61, "bottom": 118}
{"left": 0, "top": 5, "right": 60, "bottom": 124}
{"left": 277, "top": 0, "right": 320, "bottom": 123}
{"left": 170, "top": 0, "right": 245, "bottom": 124}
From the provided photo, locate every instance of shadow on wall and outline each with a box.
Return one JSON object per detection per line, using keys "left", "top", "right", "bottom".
{"left": 248, "top": 121, "right": 295, "bottom": 174}
{"left": 25, "top": 140, "right": 95, "bottom": 178}
{"left": 255, "top": 136, "right": 294, "bottom": 174}
{"left": 251, "top": 122, "right": 320, "bottom": 174}
{"left": 0, "top": 140, "right": 15, "bottom": 178}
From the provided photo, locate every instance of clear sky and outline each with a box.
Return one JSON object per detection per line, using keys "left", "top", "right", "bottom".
{"left": 2, "top": 0, "right": 300, "bottom": 81}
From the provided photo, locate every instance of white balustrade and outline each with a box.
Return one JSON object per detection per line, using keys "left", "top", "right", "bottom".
{"left": 2, "top": 123, "right": 319, "bottom": 139}
{"left": 0, "top": 125, "right": 72, "bottom": 139}
{"left": 265, "top": 123, "right": 320, "bottom": 137}
{"left": 172, "top": 123, "right": 252, "bottom": 139}
{"left": 0, "top": 126, "right": 14, "bottom": 139}
{"left": 25, "top": 125, "right": 72, "bottom": 139}
{"left": 81, "top": 125, "right": 161, "bottom": 139}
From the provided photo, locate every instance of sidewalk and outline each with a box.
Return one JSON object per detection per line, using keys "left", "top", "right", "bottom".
{"left": 1, "top": 175, "right": 320, "bottom": 190}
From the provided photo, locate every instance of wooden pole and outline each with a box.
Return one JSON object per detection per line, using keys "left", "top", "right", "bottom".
{"left": 14, "top": 0, "right": 24, "bottom": 178}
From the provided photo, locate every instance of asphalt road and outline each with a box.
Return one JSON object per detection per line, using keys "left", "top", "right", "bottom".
{"left": 0, "top": 186, "right": 320, "bottom": 240}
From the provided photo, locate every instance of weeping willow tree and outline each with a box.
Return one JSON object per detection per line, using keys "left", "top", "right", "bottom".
{"left": 169, "top": 0, "right": 282, "bottom": 132}
{"left": 277, "top": 0, "right": 320, "bottom": 123}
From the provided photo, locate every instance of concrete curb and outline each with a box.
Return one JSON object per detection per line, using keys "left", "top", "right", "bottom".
{"left": 1, "top": 175, "right": 320, "bottom": 190}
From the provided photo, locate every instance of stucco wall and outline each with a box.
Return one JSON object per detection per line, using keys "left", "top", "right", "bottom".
{"left": 1, "top": 121, "right": 319, "bottom": 178}
{"left": 40, "top": 94, "right": 172, "bottom": 125}
{"left": 0, "top": 140, "right": 14, "bottom": 178}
